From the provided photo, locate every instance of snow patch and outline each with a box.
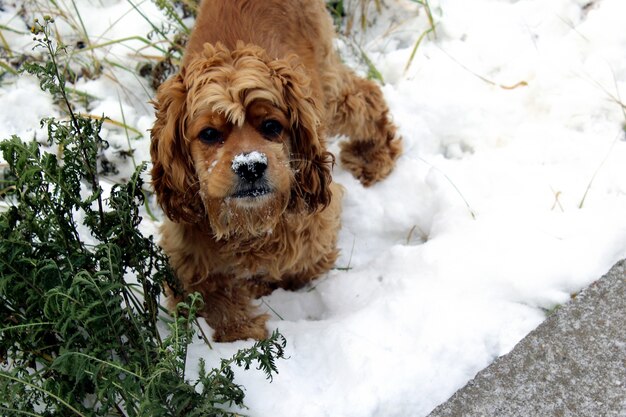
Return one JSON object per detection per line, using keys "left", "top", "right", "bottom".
{"left": 207, "top": 160, "right": 218, "bottom": 174}
{"left": 231, "top": 151, "right": 268, "bottom": 172}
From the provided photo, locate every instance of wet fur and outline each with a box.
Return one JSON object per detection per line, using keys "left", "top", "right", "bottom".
{"left": 151, "top": 0, "right": 401, "bottom": 341}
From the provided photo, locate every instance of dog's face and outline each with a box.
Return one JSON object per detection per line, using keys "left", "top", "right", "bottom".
{"left": 188, "top": 100, "right": 293, "bottom": 238}
{"left": 151, "top": 42, "right": 333, "bottom": 238}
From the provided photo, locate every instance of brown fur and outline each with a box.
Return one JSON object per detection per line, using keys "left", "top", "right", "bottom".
{"left": 151, "top": 0, "right": 401, "bottom": 341}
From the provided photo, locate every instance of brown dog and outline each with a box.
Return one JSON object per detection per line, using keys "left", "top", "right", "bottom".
{"left": 150, "top": 0, "right": 401, "bottom": 341}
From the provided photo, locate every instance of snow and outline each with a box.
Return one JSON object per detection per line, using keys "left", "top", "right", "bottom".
{"left": 0, "top": 76, "right": 57, "bottom": 141}
{"left": 232, "top": 151, "right": 269, "bottom": 171}
{"left": 2, "top": 0, "right": 626, "bottom": 415}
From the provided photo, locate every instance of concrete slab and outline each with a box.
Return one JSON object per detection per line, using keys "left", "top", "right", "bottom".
{"left": 428, "top": 259, "right": 626, "bottom": 417}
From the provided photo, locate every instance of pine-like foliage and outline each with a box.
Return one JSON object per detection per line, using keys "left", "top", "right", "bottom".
{"left": 0, "top": 17, "right": 286, "bottom": 417}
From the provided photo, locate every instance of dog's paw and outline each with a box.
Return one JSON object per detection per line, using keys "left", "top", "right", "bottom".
{"left": 213, "top": 313, "right": 270, "bottom": 342}
{"left": 340, "top": 135, "right": 402, "bottom": 186}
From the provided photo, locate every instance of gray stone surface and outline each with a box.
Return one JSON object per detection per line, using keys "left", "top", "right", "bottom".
{"left": 428, "top": 259, "right": 626, "bottom": 417}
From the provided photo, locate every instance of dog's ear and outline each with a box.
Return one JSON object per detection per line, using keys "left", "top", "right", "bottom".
{"left": 269, "top": 57, "right": 334, "bottom": 212}
{"left": 150, "top": 70, "right": 204, "bottom": 223}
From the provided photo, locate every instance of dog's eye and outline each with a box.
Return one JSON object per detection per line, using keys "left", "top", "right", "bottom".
{"left": 259, "top": 119, "right": 283, "bottom": 138}
{"left": 198, "top": 128, "right": 223, "bottom": 145}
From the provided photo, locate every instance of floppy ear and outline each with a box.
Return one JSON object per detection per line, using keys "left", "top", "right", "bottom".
{"left": 150, "top": 70, "right": 204, "bottom": 223}
{"left": 269, "top": 57, "right": 334, "bottom": 212}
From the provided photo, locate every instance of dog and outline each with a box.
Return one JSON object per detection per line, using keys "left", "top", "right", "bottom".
{"left": 150, "top": 0, "right": 401, "bottom": 342}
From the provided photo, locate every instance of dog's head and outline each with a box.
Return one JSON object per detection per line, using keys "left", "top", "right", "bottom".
{"left": 151, "top": 42, "right": 333, "bottom": 238}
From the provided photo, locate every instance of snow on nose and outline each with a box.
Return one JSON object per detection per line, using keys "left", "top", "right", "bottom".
{"left": 231, "top": 151, "right": 268, "bottom": 183}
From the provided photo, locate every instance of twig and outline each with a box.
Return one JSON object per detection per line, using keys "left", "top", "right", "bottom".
{"left": 578, "top": 131, "right": 623, "bottom": 208}
{"left": 438, "top": 47, "right": 528, "bottom": 90}
{"left": 416, "top": 155, "right": 477, "bottom": 219}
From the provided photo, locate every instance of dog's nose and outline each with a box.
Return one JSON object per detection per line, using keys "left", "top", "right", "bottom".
{"left": 236, "top": 161, "right": 266, "bottom": 183}
{"left": 232, "top": 152, "right": 268, "bottom": 183}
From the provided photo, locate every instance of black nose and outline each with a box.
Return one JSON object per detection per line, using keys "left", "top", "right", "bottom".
{"left": 232, "top": 152, "right": 268, "bottom": 183}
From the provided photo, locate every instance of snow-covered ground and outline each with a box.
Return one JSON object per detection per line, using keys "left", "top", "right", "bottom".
{"left": 2, "top": 0, "right": 626, "bottom": 415}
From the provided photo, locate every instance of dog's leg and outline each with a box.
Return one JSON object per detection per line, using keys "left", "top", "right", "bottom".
{"left": 278, "top": 248, "right": 339, "bottom": 291}
{"left": 326, "top": 66, "right": 402, "bottom": 186}
{"left": 275, "top": 192, "right": 342, "bottom": 291}
{"left": 183, "top": 278, "right": 269, "bottom": 342}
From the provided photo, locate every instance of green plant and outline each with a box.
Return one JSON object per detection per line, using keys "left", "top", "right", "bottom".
{"left": 403, "top": 0, "right": 437, "bottom": 74}
{"left": 327, "top": 0, "right": 382, "bottom": 34}
{"left": 151, "top": 0, "right": 198, "bottom": 31}
{"left": 0, "top": 17, "right": 286, "bottom": 417}
{"left": 328, "top": 0, "right": 438, "bottom": 83}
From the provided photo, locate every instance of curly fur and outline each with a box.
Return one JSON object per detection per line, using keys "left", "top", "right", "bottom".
{"left": 151, "top": 0, "right": 401, "bottom": 341}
